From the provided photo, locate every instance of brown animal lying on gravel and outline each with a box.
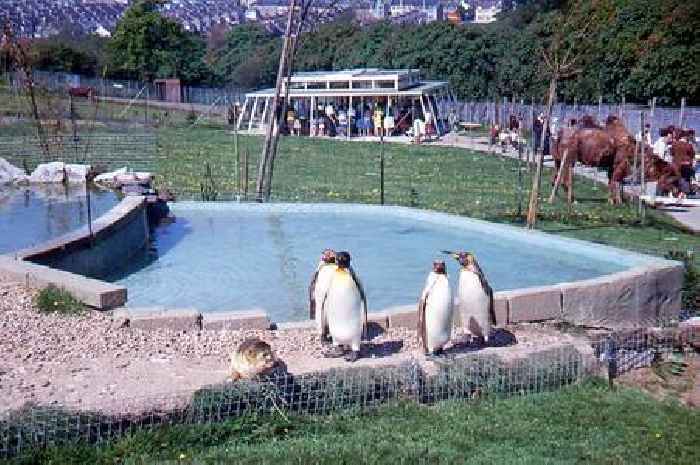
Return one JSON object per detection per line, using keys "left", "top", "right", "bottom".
{"left": 229, "top": 338, "right": 286, "bottom": 380}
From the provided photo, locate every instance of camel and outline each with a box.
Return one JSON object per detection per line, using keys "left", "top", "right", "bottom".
{"left": 550, "top": 115, "right": 680, "bottom": 205}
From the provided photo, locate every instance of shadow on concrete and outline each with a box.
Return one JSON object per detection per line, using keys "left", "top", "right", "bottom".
{"left": 366, "top": 340, "right": 404, "bottom": 358}
{"left": 103, "top": 217, "right": 191, "bottom": 282}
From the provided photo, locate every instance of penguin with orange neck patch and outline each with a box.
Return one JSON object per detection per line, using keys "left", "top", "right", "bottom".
{"left": 322, "top": 251, "right": 368, "bottom": 362}
{"left": 445, "top": 251, "right": 496, "bottom": 344}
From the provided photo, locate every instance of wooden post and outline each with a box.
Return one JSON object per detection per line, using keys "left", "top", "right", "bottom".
{"left": 549, "top": 148, "right": 568, "bottom": 204}
{"left": 527, "top": 78, "right": 557, "bottom": 229}
{"left": 248, "top": 97, "right": 258, "bottom": 133}
{"left": 256, "top": 0, "right": 298, "bottom": 202}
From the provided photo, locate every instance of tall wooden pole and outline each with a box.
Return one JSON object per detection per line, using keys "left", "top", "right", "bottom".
{"left": 263, "top": 0, "right": 307, "bottom": 200}
{"left": 527, "top": 77, "right": 557, "bottom": 229}
{"left": 256, "top": 0, "right": 298, "bottom": 202}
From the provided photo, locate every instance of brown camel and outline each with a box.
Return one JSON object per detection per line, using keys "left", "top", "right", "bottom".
{"left": 551, "top": 117, "right": 623, "bottom": 204}
{"left": 551, "top": 115, "right": 655, "bottom": 205}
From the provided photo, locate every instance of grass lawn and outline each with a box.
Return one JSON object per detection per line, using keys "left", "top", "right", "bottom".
{"left": 154, "top": 127, "right": 700, "bottom": 259}
{"left": 7, "top": 381, "right": 699, "bottom": 465}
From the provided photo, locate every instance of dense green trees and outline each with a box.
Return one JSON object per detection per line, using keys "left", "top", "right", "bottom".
{"left": 107, "top": 0, "right": 207, "bottom": 82}
{"left": 12, "top": 0, "right": 698, "bottom": 104}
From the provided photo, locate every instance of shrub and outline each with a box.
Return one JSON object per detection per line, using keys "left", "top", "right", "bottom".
{"left": 34, "top": 285, "right": 86, "bottom": 315}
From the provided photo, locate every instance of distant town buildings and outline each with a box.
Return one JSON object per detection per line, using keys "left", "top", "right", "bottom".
{"left": 0, "top": 0, "right": 515, "bottom": 39}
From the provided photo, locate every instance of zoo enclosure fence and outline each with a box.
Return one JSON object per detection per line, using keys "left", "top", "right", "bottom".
{"left": 0, "top": 328, "right": 695, "bottom": 460}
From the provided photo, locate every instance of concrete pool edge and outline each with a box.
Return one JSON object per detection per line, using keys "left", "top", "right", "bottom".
{"left": 0, "top": 201, "right": 684, "bottom": 326}
{"left": 0, "top": 196, "right": 149, "bottom": 309}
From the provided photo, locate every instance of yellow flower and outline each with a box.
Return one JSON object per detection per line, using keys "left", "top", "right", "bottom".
{"left": 53, "top": 301, "right": 58, "bottom": 306}
{"left": 655, "top": 433, "right": 662, "bottom": 438}
{"left": 179, "top": 453, "right": 186, "bottom": 459}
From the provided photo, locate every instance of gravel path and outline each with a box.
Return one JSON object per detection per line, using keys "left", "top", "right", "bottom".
{"left": 0, "top": 282, "right": 587, "bottom": 415}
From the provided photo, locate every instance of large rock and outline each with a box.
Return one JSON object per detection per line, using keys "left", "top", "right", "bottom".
{"left": 0, "top": 157, "right": 28, "bottom": 185}
{"left": 29, "top": 162, "right": 66, "bottom": 183}
{"left": 94, "top": 167, "right": 128, "bottom": 187}
{"left": 64, "top": 164, "right": 91, "bottom": 184}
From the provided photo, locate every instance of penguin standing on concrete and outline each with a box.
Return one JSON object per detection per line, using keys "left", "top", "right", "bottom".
{"left": 445, "top": 251, "right": 496, "bottom": 344}
{"left": 309, "top": 248, "right": 336, "bottom": 342}
{"left": 322, "top": 251, "right": 368, "bottom": 362}
{"left": 417, "top": 260, "right": 454, "bottom": 356}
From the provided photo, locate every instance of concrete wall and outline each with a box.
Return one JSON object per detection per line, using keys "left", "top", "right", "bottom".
{"left": 113, "top": 259, "right": 682, "bottom": 332}
{"left": 0, "top": 196, "right": 148, "bottom": 309}
{"left": 16, "top": 196, "right": 149, "bottom": 279}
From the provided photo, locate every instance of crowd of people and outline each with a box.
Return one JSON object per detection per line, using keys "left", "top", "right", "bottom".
{"left": 281, "top": 99, "right": 442, "bottom": 143}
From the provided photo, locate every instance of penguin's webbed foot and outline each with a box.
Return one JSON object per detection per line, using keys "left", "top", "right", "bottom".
{"left": 323, "top": 346, "right": 346, "bottom": 358}
{"left": 344, "top": 351, "right": 360, "bottom": 363}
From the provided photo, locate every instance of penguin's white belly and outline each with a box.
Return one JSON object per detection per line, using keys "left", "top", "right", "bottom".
{"left": 314, "top": 265, "right": 336, "bottom": 330}
{"left": 325, "top": 273, "right": 362, "bottom": 346}
{"left": 458, "top": 272, "right": 491, "bottom": 339}
{"left": 425, "top": 279, "right": 453, "bottom": 352}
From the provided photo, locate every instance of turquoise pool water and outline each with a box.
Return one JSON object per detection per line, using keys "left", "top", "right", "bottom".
{"left": 0, "top": 186, "right": 120, "bottom": 254}
{"left": 114, "top": 203, "right": 638, "bottom": 322}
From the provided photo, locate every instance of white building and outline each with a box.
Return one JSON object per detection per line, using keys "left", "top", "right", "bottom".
{"left": 474, "top": 5, "right": 500, "bottom": 23}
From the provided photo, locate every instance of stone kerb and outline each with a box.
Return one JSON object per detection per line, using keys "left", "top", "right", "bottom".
{"left": 0, "top": 255, "right": 127, "bottom": 309}
{"left": 559, "top": 264, "right": 684, "bottom": 328}
{"left": 202, "top": 310, "right": 271, "bottom": 331}
{"left": 495, "top": 285, "right": 562, "bottom": 323}
{"left": 113, "top": 308, "right": 272, "bottom": 331}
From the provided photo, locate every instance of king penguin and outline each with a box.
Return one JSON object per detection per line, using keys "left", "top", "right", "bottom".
{"left": 446, "top": 251, "right": 496, "bottom": 344}
{"left": 417, "top": 260, "right": 454, "bottom": 356}
{"left": 322, "top": 251, "right": 368, "bottom": 362}
{"left": 308, "top": 248, "right": 336, "bottom": 342}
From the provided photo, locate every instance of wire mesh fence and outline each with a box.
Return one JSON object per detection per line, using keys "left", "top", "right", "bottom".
{"left": 0, "top": 329, "right": 696, "bottom": 460}
{"left": 448, "top": 101, "right": 700, "bottom": 137}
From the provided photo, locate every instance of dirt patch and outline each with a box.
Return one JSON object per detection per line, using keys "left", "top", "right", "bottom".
{"left": 616, "top": 357, "right": 700, "bottom": 408}
{"left": 1, "top": 282, "right": 591, "bottom": 416}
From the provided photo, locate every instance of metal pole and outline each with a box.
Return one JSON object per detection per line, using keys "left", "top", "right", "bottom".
{"left": 86, "top": 173, "right": 93, "bottom": 245}
{"left": 679, "top": 97, "right": 686, "bottom": 128}
{"left": 606, "top": 336, "right": 617, "bottom": 390}
{"left": 380, "top": 117, "right": 385, "bottom": 205}
{"left": 145, "top": 85, "right": 149, "bottom": 126}
{"left": 639, "top": 111, "right": 646, "bottom": 221}
{"left": 234, "top": 103, "right": 240, "bottom": 198}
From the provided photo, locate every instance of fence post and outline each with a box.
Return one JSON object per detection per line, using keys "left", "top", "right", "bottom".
{"left": 145, "top": 85, "right": 149, "bottom": 126}
{"left": 597, "top": 95, "right": 602, "bottom": 122}
{"left": 679, "top": 97, "right": 686, "bottom": 128}
{"left": 606, "top": 336, "right": 618, "bottom": 390}
{"left": 639, "top": 111, "right": 646, "bottom": 221}
{"left": 379, "top": 117, "right": 385, "bottom": 205}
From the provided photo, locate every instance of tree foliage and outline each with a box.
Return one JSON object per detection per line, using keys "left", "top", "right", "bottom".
{"left": 107, "top": 0, "right": 207, "bottom": 82}
{"left": 13, "top": 0, "right": 698, "bottom": 104}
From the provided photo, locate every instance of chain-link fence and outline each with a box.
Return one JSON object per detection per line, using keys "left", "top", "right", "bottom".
{"left": 0, "top": 328, "right": 696, "bottom": 460}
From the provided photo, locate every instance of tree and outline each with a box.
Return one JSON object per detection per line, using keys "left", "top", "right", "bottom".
{"left": 108, "top": 0, "right": 206, "bottom": 82}
{"left": 209, "top": 24, "right": 281, "bottom": 87}
{"left": 526, "top": 2, "right": 594, "bottom": 229}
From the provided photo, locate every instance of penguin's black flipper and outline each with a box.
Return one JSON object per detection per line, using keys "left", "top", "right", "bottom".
{"left": 308, "top": 269, "right": 319, "bottom": 320}
{"left": 417, "top": 291, "right": 429, "bottom": 354}
{"left": 320, "top": 291, "right": 330, "bottom": 343}
{"left": 349, "top": 266, "right": 369, "bottom": 341}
